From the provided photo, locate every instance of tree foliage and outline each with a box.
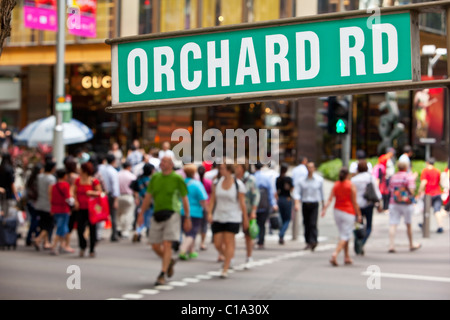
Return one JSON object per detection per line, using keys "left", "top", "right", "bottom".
{"left": 0, "top": 0, "right": 17, "bottom": 57}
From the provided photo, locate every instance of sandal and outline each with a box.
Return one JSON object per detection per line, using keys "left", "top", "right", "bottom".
{"left": 388, "top": 249, "right": 396, "bottom": 253}
{"left": 410, "top": 244, "right": 422, "bottom": 252}
{"left": 329, "top": 256, "right": 338, "bottom": 267}
{"left": 344, "top": 259, "right": 353, "bottom": 265}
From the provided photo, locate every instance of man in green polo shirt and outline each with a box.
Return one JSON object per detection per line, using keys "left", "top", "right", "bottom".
{"left": 138, "top": 156, "right": 191, "bottom": 286}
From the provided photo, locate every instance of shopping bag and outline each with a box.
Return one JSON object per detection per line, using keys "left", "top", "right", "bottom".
{"left": 353, "top": 222, "right": 366, "bottom": 255}
{"left": 249, "top": 219, "right": 259, "bottom": 239}
{"left": 414, "top": 198, "right": 424, "bottom": 216}
{"left": 269, "top": 211, "right": 281, "bottom": 230}
{"left": 88, "top": 193, "right": 110, "bottom": 225}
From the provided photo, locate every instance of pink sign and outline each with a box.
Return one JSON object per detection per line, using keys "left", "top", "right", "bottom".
{"left": 24, "top": 1, "right": 57, "bottom": 32}
{"left": 68, "top": 0, "right": 97, "bottom": 38}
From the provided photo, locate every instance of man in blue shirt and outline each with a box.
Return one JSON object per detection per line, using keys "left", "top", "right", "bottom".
{"left": 254, "top": 162, "right": 278, "bottom": 249}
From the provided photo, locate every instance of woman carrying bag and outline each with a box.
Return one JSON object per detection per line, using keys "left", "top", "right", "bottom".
{"left": 351, "top": 160, "right": 382, "bottom": 255}
{"left": 322, "top": 167, "right": 362, "bottom": 266}
{"left": 73, "top": 162, "right": 102, "bottom": 258}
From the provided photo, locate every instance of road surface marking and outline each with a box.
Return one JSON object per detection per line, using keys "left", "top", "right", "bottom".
{"left": 196, "top": 274, "right": 213, "bottom": 280}
{"left": 154, "top": 285, "right": 174, "bottom": 290}
{"left": 169, "top": 281, "right": 188, "bottom": 287}
{"left": 139, "top": 289, "right": 159, "bottom": 295}
{"left": 122, "top": 293, "right": 144, "bottom": 299}
{"left": 111, "top": 243, "right": 336, "bottom": 299}
{"left": 361, "top": 271, "right": 450, "bottom": 283}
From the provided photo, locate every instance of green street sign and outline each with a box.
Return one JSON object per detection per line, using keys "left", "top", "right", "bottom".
{"left": 106, "top": 3, "right": 450, "bottom": 113}
{"left": 56, "top": 102, "right": 72, "bottom": 112}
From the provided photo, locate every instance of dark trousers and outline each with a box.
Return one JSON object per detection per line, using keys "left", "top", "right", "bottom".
{"left": 26, "top": 203, "right": 40, "bottom": 245}
{"left": 76, "top": 209, "right": 97, "bottom": 253}
{"left": 256, "top": 209, "right": 270, "bottom": 245}
{"left": 361, "top": 205, "right": 374, "bottom": 245}
{"left": 108, "top": 194, "right": 118, "bottom": 240}
{"left": 278, "top": 196, "right": 292, "bottom": 239}
{"left": 302, "top": 202, "right": 319, "bottom": 245}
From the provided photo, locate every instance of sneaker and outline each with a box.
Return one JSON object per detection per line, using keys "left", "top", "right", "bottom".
{"left": 245, "top": 257, "right": 254, "bottom": 270}
{"left": 154, "top": 273, "right": 166, "bottom": 286}
{"left": 179, "top": 253, "right": 189, "bottom": 260}
{"left": 189, "top": 252, "right": 199, "bottom": 259}
{"left": 167, "top": 259, "right": 176, "bottom": 278}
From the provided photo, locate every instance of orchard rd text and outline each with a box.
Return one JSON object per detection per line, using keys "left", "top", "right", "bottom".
{"left": 115, "top": 13, "right": 412, "bottom": 106}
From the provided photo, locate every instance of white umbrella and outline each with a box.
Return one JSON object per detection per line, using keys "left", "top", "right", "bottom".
{"left": 15, "top": 116, "right": 93, "bottom": 147}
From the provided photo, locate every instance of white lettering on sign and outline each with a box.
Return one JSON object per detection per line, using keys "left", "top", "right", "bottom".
{"left": 236, "top": 37, "right": 261, "bottom": 86}
{"left": 296, "top": 31, "right": 320, "bottom": 80}
{"left": 340, "top": 27, "right": 366, "bottom": 77}
{"left": 266, "top": 34, "right": 290, "bottom": 83}
{"left": 207, "top": 40, "right": 230, "bottom": 88}
{"left": 372, "top": 23, "right": 398, "bottom": 74}
{"left": 154, "top": 46, "right": 175, "bottom": 92}
{"left": 125, "top": 25, "right": 400, "bottom": 96}
{"left": 180, "top": 42, "right": 202, "bottom": 91}
{"left": 128, "top": 48, "right": 148, "bottom": 95}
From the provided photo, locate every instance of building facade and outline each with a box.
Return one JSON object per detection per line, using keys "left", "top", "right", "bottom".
{"left": 0, "top": 0, "right": 448, "bottom": 163}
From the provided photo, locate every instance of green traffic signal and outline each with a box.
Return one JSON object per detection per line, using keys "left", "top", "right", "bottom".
{"left": 336, "top": 119, "right": 346, "bottom": 134}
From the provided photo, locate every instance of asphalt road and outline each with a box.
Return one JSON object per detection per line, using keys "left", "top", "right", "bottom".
{"left": 1, "top": 192, "right": 449, "bottom": 301}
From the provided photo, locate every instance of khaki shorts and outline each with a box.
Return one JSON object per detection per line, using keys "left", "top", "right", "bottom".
{"left": 148, "top": 212, "right": 181, "bottom": 244}
{"left": 389, "top": 204, "right": 413, "bottom": 225}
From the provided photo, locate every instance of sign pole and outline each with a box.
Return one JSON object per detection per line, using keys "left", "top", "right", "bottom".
{"left": 53, "top": 0, "right": 66, "bottom": 169}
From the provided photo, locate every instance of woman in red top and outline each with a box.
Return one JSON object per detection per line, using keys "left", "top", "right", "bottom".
{"left": 49, "top": 169, "right": 74, "bottom": 255}
{"left": 73, "top": 162, "right": 102, "bottom": 257}
{"left": 322, "top": 167, "right": 362, "bottom": 266}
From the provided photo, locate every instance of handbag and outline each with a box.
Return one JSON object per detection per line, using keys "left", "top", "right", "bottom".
{"left": 363, "top": 179, "right": 380, "bottom": 203}
{"left": 269, "top": 211, "right": 281, "bottom": 230}
{"left": 88, "top": 193, "right": 110, "bottom": 225}
{"left": 353, "top": 223, "right": 366, "bottom": 255}
{"left": 153, "top": 210, "right": 175, "bottom": 222}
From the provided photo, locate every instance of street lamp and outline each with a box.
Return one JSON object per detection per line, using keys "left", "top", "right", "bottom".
{"left": 422, "top": 45, "right": 447, "bottom": 77}
{"left": 53, "top": 0, "right": 66, "bottom": 169}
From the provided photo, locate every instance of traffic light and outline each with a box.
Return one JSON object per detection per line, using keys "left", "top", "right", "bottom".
{"left": 327, "top": 96, "right": 350, "bottom": 135}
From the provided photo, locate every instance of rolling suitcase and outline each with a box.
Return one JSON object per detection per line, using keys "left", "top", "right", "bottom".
{"left": 0, "top": 194, "right": 18, "bottom": 250}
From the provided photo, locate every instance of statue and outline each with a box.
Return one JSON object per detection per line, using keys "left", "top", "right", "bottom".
{"left": 378, "top": 92, "right": 405, "bottom": 154}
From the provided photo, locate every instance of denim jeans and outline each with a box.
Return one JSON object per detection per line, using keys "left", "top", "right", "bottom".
{"left": 361, "top": 205, "right": 374, "bottom": 245}
{"left": 278, "top": 196, "right": 292, "bottom": 240}
{"left": 136, "top": 208, "right": 153, "bottom": 235}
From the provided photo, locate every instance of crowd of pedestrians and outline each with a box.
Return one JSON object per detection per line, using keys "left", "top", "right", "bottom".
{"left": 0, "top": 141, "right": 448, "bottom": 285}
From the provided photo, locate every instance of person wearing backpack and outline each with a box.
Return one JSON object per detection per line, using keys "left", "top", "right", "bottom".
{"left": 254, "top": 162, "right": 277, "bottom": 250}
{"left": 351, "top": 160, "right": 382, "bottom": 255}
{"left": 387, "top": 161, "right": 421, "bottom": 253}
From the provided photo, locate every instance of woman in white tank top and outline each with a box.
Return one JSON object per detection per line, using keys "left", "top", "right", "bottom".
{"left": 208, "top": 164, "right": 248, "bottom": 278}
